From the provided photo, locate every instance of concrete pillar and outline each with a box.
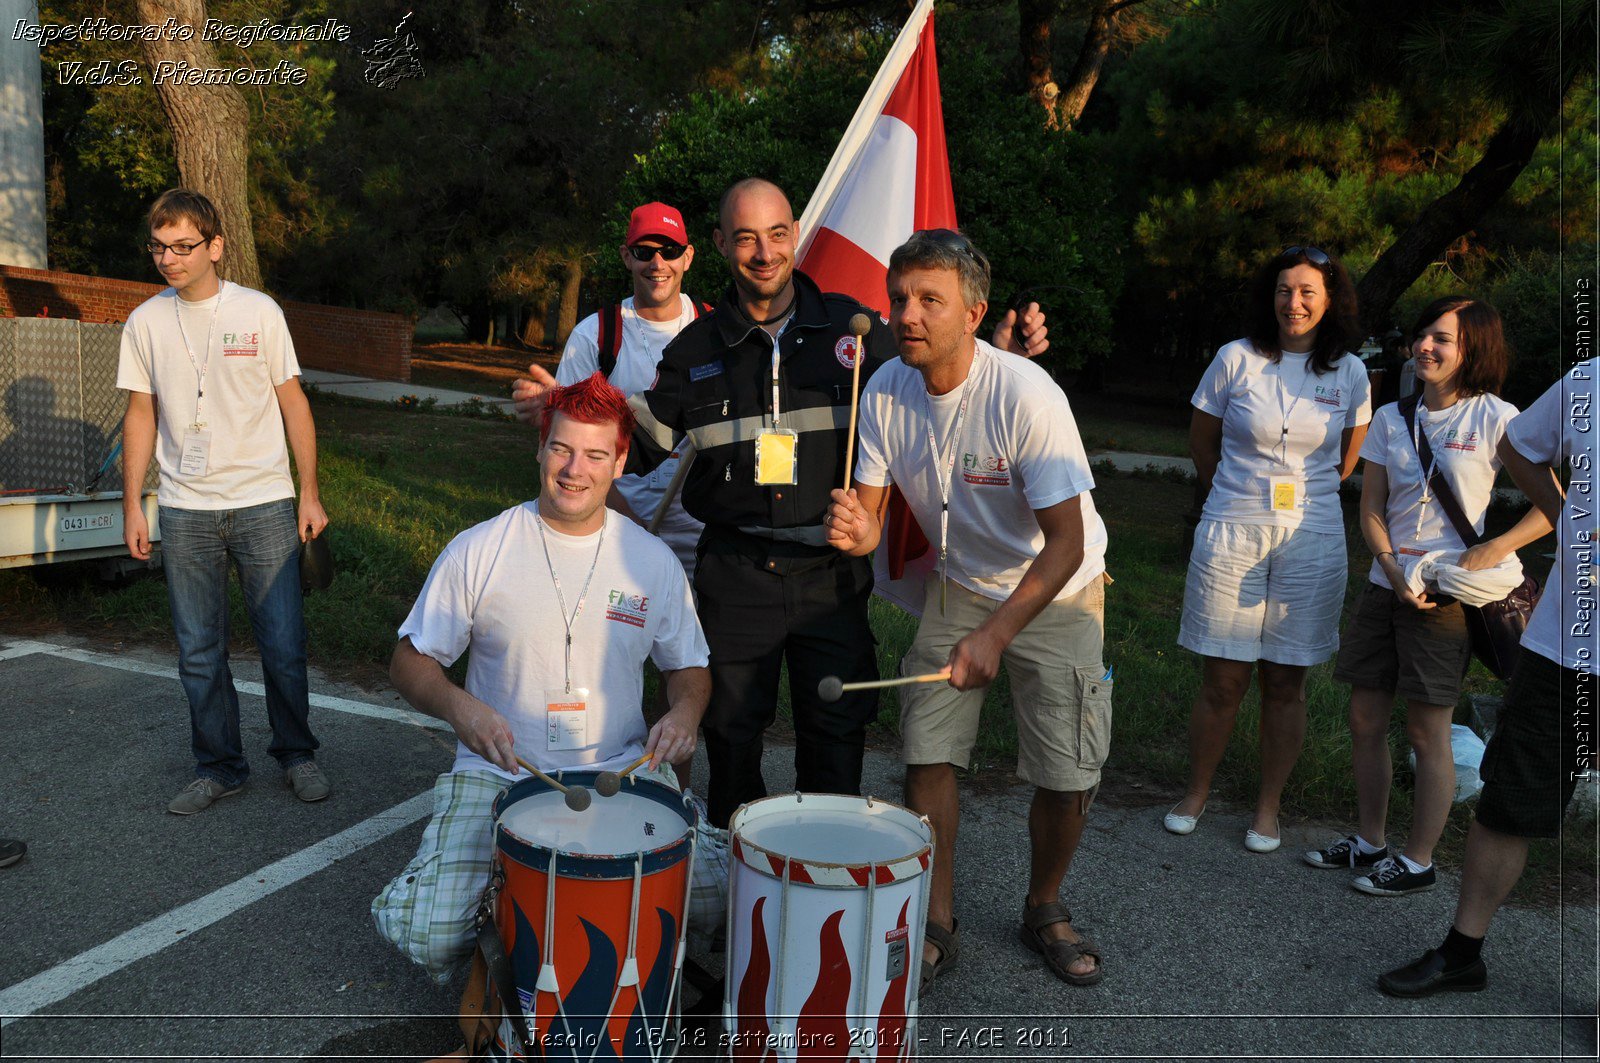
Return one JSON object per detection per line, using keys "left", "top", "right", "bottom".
{"left": 0, "top": 0, "right": 47, "bottom": 269}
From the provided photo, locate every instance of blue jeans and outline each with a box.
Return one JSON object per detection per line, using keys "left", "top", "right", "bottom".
{"left": 159, "top": 499, "right": 318, "bottom": 787}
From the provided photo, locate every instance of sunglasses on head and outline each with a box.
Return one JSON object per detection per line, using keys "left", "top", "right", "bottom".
{"left": 1280, "top": 244, "right": 1331, "bottom": 267}
{"left": 915, "top": 228, "right": 991, "bottom": 272}
{"left": 627, "top": 243, "right": 688, "bottom": 262}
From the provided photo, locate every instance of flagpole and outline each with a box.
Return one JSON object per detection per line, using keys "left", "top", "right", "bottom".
{"left": 795, "top": 0, "right": 936, "bottom": 257}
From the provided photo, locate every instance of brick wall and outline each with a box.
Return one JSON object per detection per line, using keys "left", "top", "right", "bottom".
{"left": 0, "top": 264, "right": 413, "bottom": 381}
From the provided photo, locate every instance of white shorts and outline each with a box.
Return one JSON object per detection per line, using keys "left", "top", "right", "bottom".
{"left": 1178, "top": 519, "right": 1346, "bottom": 666}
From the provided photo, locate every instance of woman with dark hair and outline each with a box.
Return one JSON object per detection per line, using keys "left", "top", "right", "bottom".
{"left": 1305, "top": 297, "right": 1551, "bottom": 894}
{"left": 1166, "top": 246, "right": 1372, "bottom": 852}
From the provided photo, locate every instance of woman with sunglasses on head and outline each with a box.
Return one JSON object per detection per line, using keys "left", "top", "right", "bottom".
{"left": 1166, "top": 246, "right": 1371, "bottom": 852}
{"left": 1305, "top": 298, "right": 1550, "bottom": 894}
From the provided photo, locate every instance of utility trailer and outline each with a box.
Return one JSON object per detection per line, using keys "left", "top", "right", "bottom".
{"left": 0, "top": 315, "right": 160, "bottom": 572}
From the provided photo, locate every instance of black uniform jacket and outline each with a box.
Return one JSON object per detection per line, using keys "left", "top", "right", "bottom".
{"left": 626, "top": 269, "right": 896, "bottom": 565}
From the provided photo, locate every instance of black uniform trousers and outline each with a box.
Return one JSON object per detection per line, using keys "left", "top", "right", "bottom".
{"left": 693, "top": 529, "right": 880, "bottom": 827}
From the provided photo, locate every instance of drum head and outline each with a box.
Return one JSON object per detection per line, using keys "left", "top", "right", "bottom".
{"left": 737, "top": 794, "right": 928, "bottom": 865}
{"left": 498, "top": 785, "right": 689, "bottom": 857}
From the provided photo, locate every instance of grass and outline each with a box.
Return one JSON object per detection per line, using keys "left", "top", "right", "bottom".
{"left": 1, "top": 395, "right": 1589, "bottom": 902}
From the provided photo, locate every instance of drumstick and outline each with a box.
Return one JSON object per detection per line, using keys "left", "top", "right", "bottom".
{"left": 647, "top": 440, "right": 695, "bottom": 535}
{"left": 817, "top": 669, "right": 952, "bottom": 703}
{"left": 515, "top": 755, "right": 592, "bottom": 811}
{"left": 595, "top": 753, "right": 652, "bottom": 798}
{"left": 842, "top": 313, "right": 872, "bottom": 492}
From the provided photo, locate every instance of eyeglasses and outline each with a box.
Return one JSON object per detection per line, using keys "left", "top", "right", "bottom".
{"left": 627, "top": 243, "right": 688, "bottom": 262}
{"left": 1280, "top": 245, "right": 1331, "bottom": 267}
{"left": 146, "top": 238, "right": 209, "bottom": 257}
{"left": 914, "top": 228, "right": 991, "bottom": 274}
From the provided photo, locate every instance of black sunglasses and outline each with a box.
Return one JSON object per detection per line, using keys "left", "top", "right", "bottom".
{"left": 1280, "top": 244, "right": 1331, "bottom": 267}
{"left": 627, "top": 243, "right": 688, "bottom": 262}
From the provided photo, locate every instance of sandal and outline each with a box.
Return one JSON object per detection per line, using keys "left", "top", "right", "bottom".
{"left": 919, "top": 918, "right": 960, "bottom": 996}
{"left": 1019, "top": 900, "right": 1104, "bottom": 986}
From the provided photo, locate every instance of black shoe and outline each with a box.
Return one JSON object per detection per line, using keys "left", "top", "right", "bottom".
{"left": 1303, "top": 834, "right": 1387, "bottom": 869}
{"left": 1378, "top": 948, "right": 1487, "bottom": 998}
{"left": 0, "top": 838, "right": 25, "bottom": 868}
{"left": 1354, "top": 856, "right": 1437, "bottom": 896}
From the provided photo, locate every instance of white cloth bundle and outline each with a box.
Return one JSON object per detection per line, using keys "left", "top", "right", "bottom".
{"left": 1403, "top": 550, "right": 1525, "bottom": 607}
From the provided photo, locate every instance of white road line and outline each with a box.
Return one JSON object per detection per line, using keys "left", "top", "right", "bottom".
{"left": 1, "top": 639, "right": 450, "bottom": 733}
{"left": 0, "top": 791, "right": 434, "bottom": 1026}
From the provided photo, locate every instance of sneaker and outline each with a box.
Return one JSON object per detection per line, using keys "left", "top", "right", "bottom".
{"left": 0, "top": 838, "right": 26, "bottom": 868}
{"left": 284, "top": 760, "right": 331, "bottom": 803}
{"left": 1353, "top": 855, "right": 1436, "bottom": 896}
{"left": 1303, "top": 834, "right": 1388, "bottom": 869}
{"left": 168, "top": 777, "right": 243, "bottom": 815}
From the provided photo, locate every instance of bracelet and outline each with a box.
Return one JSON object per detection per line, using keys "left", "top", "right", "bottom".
{"left": 1376, "top": 551, "right": 1397, "bottom": 563}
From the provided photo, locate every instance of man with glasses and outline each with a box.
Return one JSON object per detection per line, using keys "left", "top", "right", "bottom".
{"left": 546, "top": 202, "right": 710, "bottom": 576}
{"left": 118, "top": 188, "right": 331, "bottom": 815}
{"left": 826, "top": 229, "right": 1109, "bottom": 992}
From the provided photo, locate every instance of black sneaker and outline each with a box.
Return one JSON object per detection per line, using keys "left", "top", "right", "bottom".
{"left": 1303, "top": 834, "right": 1388, "bottom": 869}
{"left": 1353, "top": 856, "right": 1436, "bottom": 896}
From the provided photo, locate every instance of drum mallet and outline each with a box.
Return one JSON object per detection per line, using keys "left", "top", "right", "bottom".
{"left": 595, "top": 753, "right": 652, "bottom": 798}
{"left": 842, "top": 313, "right": 872, "bottom": 491}
{"left": 514, "top": 755, "right": 592, "bottom": 811}
{"left": 817, "top": 669, "right": 953, "bottom": 703}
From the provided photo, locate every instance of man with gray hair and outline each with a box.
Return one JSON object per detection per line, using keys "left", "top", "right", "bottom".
{"left": 826, "top": 229, "right": 1111, "bottom": 993}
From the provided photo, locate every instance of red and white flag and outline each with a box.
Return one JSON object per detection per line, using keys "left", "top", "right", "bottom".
{"left": 797, "top": 0, "right": 951, "bottom": 614}
{"left": 797, "top": 0, "right": 956, "bottom": 318}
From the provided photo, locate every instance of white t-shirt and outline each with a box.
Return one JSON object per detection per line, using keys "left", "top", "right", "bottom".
{"left": 1359, "top": 394, "right": 1522, "bottom": 589}
{"left": 1507, "top": 358, "right": 1598, "bottom": 671}
{"left": 115, "top": 283, "right": 300, "bottom": 509}
{"left": 559, "top": 295, "right": 704, "bottom": 566}
{"left": 400, "top": 506, "right": 709, "bottom": 780}
{"left": 854, "top": 339, "right": 1108, "bottom": 602}
{"left": 1192, "top": 339, "right": 1372, "bottom": 532}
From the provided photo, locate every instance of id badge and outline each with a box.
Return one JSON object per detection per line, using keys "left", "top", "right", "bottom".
{"left": 1268, "top": 475, "right": 1302, "bottom": 512}
{"left": 179, "top": 430, "right": 212, "bottom": 477}
{"left": 545, "top": 686, "right": 591, "bottom": 752}
{"left": 755, "top": 429, "right": 799, "bottom": 486}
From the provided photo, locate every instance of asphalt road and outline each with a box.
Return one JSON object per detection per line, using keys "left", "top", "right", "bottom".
{"left": 1, "top": 633, "right": 1594, "bottom": 1062}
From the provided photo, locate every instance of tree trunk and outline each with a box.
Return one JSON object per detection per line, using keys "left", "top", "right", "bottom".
{"left": 1018, "top": 0, "right": 1063, "bottom": 127}
{"left": 555, "top": 257, "right": 584, "bottom": 347}
{"left": 1057, "top": 1, "right": 1121, "bottom": 130}
{"left": 518, "top": 302, "right": 547, "bottom": 347}
{"left": 1355, "top": 109, "right": 1563, "bottom": 333}
{"left": 134, "top": 0, "right": 262, "bottom": 290}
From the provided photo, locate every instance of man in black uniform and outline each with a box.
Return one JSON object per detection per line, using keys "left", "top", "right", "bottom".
{"left": 518, "top": 178, "right": 1047, "bottom": 826}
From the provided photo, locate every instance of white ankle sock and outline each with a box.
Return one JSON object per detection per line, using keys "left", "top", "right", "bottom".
{"left": 1399, "top": 853, "right": 1431, "bottom": 874}
{"left": 1354, "top": 834, "right": 1384, "bottom": 855}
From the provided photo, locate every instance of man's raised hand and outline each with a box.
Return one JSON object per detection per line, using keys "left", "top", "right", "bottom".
{"left": 511, "top": 363, "right": 559, "bottom": 425}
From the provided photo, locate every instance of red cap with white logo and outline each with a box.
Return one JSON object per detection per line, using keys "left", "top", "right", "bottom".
{"left": 625, "top": 202, "right": 688, "bottom": 245}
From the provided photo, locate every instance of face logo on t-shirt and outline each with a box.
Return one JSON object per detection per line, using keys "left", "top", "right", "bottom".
{"left": 1313, "top": 384, "right": 1343, "bottom": 408}
{"left": 222, "top": 331, "right": 259, "bottom": 357}
{"left": 605, "top": 589, "right": 649, "bottom": 627}
{"left": 961, "top": 452, "right": 1010, "bottom": 486}
{"left": 1442, "top": 429, "right": 1480, "bottom": 453}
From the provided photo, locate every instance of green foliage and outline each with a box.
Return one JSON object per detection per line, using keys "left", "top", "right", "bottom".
{"left": 1094, "top": 0, "right": 1594, "bottom": 378}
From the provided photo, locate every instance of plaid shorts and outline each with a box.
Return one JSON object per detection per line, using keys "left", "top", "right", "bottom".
{"left": 371, "top": 767, "right": 729, "bottom": 983}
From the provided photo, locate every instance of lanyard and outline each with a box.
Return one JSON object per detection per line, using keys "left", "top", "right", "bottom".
{"left": 534, "top": 507, "right": 606, "bottom": 692}
{"left": 921, "top": 350, "right": 981, "bottom": 614}
{"left": 173, "top": 280, "right": 225, "bottom": 430}
{"left": 1271, "top": 353, "right": 1313, "bottom": 467}
{"left": 1411, "top": 400, "right": 1468, "bottom": 542}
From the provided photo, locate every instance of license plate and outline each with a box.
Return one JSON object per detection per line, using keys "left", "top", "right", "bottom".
{"left": 60, "top": 513, "right": 114, "bottom": 534}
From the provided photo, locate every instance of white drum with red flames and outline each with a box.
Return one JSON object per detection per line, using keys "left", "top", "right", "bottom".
{"left": 724, "top": 793, "right": 934, "bottom": 1061}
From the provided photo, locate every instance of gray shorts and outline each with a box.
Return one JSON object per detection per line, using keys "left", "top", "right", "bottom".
{"left": 899, "top": 576, "right": 1111, "bottom": 792}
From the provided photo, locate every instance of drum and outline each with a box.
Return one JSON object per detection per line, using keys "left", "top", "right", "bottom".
{"left": 725, "top": 794, "right": 934, "bottom": 1062}
{"left": 488, "top": 770, "right": 698, "bottom": 1060}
